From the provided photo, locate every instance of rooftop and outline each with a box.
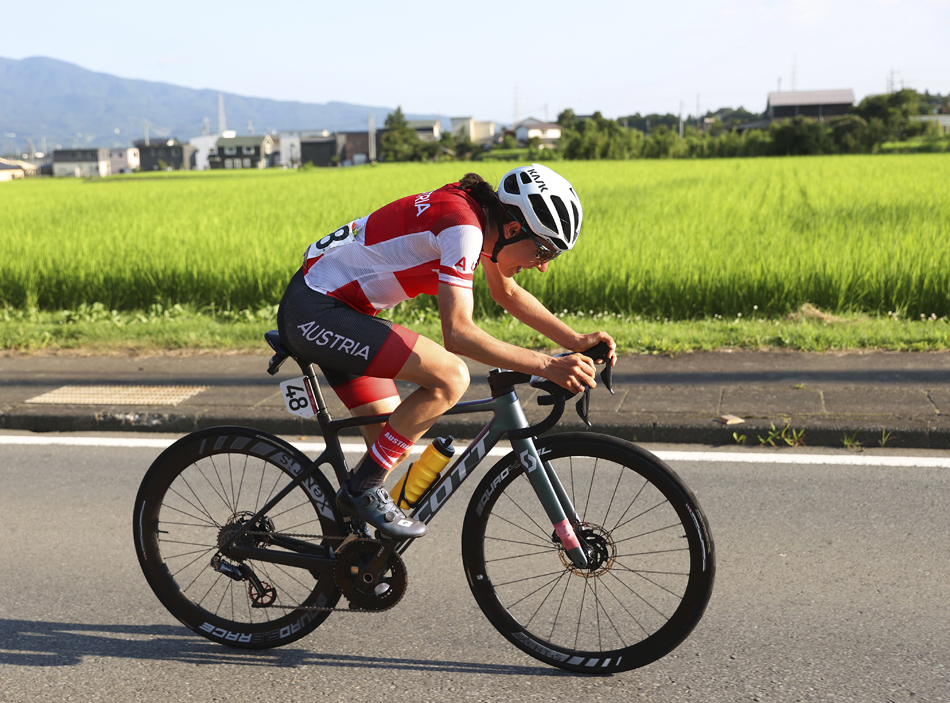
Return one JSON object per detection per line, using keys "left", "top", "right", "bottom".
{"left": 768, "top": 89, "right": 855, "bottom": 107}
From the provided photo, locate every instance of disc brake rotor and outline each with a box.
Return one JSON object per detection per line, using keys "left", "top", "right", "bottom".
{"left": 334, "top": 539, "right": 407, "bottom": 611}
{"left": 556, "top": 523, "right": 617, "bottom": 578}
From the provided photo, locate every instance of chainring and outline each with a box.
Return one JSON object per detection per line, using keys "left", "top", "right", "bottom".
{"left": 334, "top": 539, "right": 407, "bottom": 611}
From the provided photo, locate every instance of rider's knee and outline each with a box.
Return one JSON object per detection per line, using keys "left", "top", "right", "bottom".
{"left": 437, "top": 356, "right": 470, "bottom": 404}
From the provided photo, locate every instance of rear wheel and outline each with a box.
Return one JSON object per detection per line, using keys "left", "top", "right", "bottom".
{"left": 462, "top": 434, "right": 715, "bottom": 674}
{"left": 133, "top": 427, "right": 343, "bottom": 649}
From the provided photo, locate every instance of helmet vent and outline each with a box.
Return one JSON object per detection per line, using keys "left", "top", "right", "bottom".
{"left": 571, "top": 202, "right": 580, "bottom": 237}
{"left": 550, "top": 196, "right": 572, "bottom": 242}
{"left": 503, "top": 174, "right": 521, "bottom": 195}
{"left": 527, "top": 194, "right": 558, "bottom": 236}
{"left": 519, "top": 172, "right": 532, "bottom": 185}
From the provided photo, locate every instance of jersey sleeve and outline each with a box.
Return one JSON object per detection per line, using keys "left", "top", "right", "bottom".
{"left": 438, "top": 224, "right": 483, "bottom": 290}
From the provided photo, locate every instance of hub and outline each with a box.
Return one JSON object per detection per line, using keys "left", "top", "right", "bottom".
{"left": 555, "top": 523, "right": 616, "bottom": 578}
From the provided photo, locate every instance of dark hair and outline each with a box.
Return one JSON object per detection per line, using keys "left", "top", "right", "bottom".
{"left": 458, "top": 173, "right": 512, "bottom": 231}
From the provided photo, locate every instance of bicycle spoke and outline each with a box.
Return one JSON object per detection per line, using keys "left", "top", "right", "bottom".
{"left": 606, "top": 570, "right": 672, "bottom": 620}
{"left": 613, "top": 499, "right": 669, "bottom": 534}
{"left": 207, "top": 456, "right": 235, "bottom": 514}
{"left": 486, "top": 548, "right": 560, "bottom": 564}
{"left": 484, "top": 534, "right": 557, "bottom": 551}
{"left": 497, "top": 491, "right": 552, "bottom": 543}
{"left": 492, "top": 568, "right": 568, "bottom": 589}
{"left": 613, "top": 521, "right": 684, "bottom": 543}
{"left": 506, "top": 571, "right": 569, "bottom": 610}
{"left": 581, "top": 457, "right": 597, "bottom": 523}
{"left": 524, "top": 570, "right": 570, "bottom": 631}
{"left": 611, "top": 562, "right": 688, "bottom": 599}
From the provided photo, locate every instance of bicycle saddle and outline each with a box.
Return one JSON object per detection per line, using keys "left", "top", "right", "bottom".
{"left": 265, "top": 330, "right": 292, "bottom": 375}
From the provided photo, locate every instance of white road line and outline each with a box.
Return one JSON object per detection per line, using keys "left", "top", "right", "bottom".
{"left": 1, "top": 435, "right": 949, "bottom": 467}
{"left": 653, "top": 451, "right": 950, "bottom": 469}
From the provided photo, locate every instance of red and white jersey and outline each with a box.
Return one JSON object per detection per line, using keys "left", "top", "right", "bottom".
{"left": 301, "top": 183, "right": 486, "bottom": 315}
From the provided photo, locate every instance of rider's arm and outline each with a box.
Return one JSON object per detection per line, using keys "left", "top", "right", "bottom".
{"left": 438, "top": 282, "right": 597, "bottom": 389}
{"left": 482, "top": 257, "right": 617, "bottom": 364}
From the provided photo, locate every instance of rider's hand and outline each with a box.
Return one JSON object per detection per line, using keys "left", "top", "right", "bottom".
{"left": 543, "top": 353, "right": 598, "bottom": 393}
{"left": 571, "top": 331, "right": 617, "bottom": 366}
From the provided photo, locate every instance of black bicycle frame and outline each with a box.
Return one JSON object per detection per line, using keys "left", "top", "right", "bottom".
{"left": 220, "top": 357, "right": 590, "bottom": 569}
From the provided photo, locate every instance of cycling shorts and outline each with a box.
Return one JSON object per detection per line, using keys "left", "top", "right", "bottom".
{"left": 277, "top": 269, "right": 419, "bottom": 409}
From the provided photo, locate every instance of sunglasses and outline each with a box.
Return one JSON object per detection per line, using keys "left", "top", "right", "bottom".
{"left": 529, "top": 234, "right": 561, "bottom": 264}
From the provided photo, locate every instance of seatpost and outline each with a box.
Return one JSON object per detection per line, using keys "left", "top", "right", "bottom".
{"left": 296, "top": 359, "right": 330, "bottom": 423}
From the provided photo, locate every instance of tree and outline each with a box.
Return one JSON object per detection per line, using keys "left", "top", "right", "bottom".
{"left": 380, "top": 106, "right": 424, "bottom": 162}
{"left": 852, "top": 89, "right": 921, "bottom": 141}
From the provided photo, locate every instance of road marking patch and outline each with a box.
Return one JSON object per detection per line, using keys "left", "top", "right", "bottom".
{"left": 25, "top": 385, "right": 208, "bottom": 406}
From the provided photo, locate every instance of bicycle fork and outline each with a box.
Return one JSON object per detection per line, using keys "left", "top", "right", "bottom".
{"left": 497, "top": 396, "right": 590, "bottom": 570}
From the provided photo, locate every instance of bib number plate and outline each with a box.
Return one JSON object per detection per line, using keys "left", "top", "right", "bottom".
{"left": 280, "top": 376, "right": 317, "bottom": 419}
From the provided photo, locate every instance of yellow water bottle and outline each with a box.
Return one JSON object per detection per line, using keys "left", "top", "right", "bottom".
{"left": 391, "top": 436, "right": 455, "bottom": 510}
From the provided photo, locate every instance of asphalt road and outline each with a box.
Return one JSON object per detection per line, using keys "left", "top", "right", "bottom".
{"left": 1, "top": 436, "right": 948, "bottom": 702}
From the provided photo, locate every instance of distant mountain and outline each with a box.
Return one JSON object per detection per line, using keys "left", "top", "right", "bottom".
{"left": 0, "top": 56, "right": 424, "bottom": 151}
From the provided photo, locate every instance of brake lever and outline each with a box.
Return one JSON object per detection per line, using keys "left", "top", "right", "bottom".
{"left": 581, "top": 341, "right": 614, "bottom": 395}
{"left": 575, "top": 388, "right": 592, "bottom": 427}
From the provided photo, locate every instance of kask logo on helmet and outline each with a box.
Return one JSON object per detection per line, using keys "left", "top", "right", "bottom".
{"left": 526, "top": 167, "right": 548, "bottom": 192}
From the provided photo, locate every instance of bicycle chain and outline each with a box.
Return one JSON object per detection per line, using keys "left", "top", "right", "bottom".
{"left": 239, "top": 531, "right": 397, "bottom": 614}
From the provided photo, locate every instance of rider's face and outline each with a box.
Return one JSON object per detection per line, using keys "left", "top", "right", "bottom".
{"left": 495, "top": 222, "right": 552, "bottom": 277}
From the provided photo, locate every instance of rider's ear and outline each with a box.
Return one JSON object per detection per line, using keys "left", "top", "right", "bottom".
{"left": 503, "top": 220, "right": 521, "bottom": 240}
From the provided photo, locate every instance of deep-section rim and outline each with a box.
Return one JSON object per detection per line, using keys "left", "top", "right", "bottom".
{"left": 461, "top": 433, "right": 715, "bottom": 674}
{"left": 133, "top": 426, "right": 343, "bottom": 649}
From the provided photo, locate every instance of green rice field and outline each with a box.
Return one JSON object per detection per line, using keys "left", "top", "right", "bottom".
{"left": 2, "top": 156, "right": 949, "bottom": 320}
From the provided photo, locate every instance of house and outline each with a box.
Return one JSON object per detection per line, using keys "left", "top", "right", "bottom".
{"left": 0, "top": 157, "right": 26, "bottom": 181}
{"left": 513, "top": 118, "right": 562, "bottom": 147}
{"left": 52, "top": 148, "right": 111, "bottom": 177}
{"left": 208, "top": 134, "right": 274, "bottom": 170}
{"left": 766, "top": 89, "right": 854, "bottom": 121}
{"left": 913, "top": 115, "right": 950, "bottom": 135}
{"left": 281, "top": 130, "right": 340, "bottom": 167}
{"left": 407, "top": 120, "right": 441, "bottom": 141}
{"left": 109, "top": 147, "right": 140, "bottom": 174}
{"left": 189, "top": 133, "right": 225, "bottom": 171}
{"left": 134, "top": 138, "right": 195, "bottom": 171}
{"left": 450, "top": 117, "right": 497, "bottom": 144}
{"left": 337, "top": 131, "right": 383, "bottom": 165}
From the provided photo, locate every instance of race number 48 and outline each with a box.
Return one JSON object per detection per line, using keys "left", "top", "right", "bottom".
{"left": 280, "top": 376, "right": 317, "bottom": 419}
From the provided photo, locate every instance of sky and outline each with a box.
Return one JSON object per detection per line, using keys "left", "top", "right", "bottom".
{"left": 5, "top": 0, "right": 949, "bottom": 124}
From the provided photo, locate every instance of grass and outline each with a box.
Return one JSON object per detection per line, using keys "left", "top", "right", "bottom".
{"left": 2, "top": 156, "right": 949, "bottom": 353}
{"left": 2, "top": 303, "right": 947, "bottom": 354}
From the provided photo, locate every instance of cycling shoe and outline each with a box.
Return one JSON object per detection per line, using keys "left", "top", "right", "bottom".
{"left": 336, "top": 485, "right": 426, "bottom": 540}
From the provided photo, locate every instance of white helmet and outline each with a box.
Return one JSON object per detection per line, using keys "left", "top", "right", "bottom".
{"left": 497, "top": 163, "right": 583, "bottom": 252}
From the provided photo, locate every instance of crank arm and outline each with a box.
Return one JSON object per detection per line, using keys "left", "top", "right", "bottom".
{"left": 357, "top": 541, "right": 398, "bottom": 586}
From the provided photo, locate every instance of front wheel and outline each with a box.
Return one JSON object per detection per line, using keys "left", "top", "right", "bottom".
{"left": 462, "top": 434, "right": 715, "bottom": 674}
{"left": 133, "top": 426, "right": 344, "bottom": 649}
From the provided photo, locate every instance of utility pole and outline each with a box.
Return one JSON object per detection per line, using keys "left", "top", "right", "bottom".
{"left": 368, "top": 113, "right": 376, "bottom": 162}
{"left": 679, "top": 100, "right": 684, "bottom": 139}
{"left": 248, "top": 121, "right": 254, "bottom": 135}
{"left": 218, "top": 93, "right": 227, "bottom": 134}
{"left": 144, "top": 120, "right": 150, "bottom": 146}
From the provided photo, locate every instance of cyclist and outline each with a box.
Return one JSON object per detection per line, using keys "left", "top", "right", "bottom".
{"left": 277, "top": 163, "right": 616, "bottom": 540}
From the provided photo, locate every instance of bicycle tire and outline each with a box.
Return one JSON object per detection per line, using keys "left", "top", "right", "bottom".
{"left": 461, "top": 433, "right": 715, "bottom": 674}
{"left": 133, "top": 426, "right": 343, "bottom": 649}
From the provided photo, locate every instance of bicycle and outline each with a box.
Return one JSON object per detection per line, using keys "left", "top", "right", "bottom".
{"left": 133, "top": 331, "right": 715, "bottom": 674}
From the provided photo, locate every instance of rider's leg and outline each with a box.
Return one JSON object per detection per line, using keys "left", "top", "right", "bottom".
{"left": 346, "top": 335, "right": 469, "bottom": 493}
